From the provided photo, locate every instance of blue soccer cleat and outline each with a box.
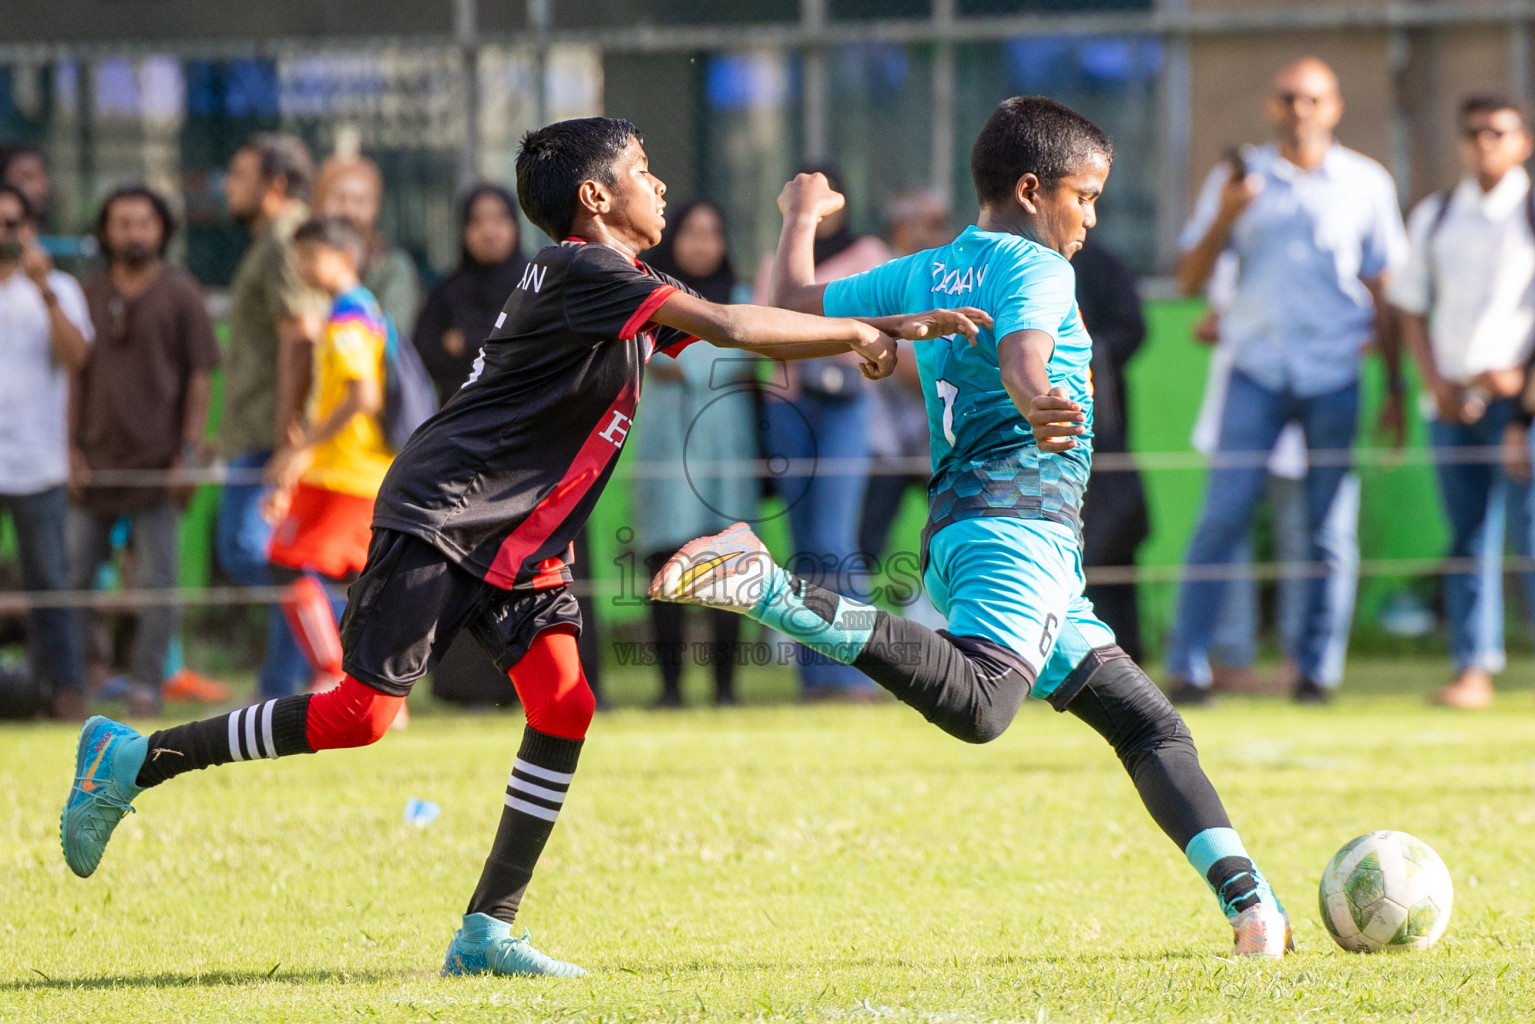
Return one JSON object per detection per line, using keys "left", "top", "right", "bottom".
{"left": 441, "top": 913, "right": 587, "bottom": 978}
{"left": 60, "top": 716, "right": 147, "bottom": 878}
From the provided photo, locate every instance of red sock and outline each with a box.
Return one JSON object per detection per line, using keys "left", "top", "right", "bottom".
{"left": 281, "top": 576, "right": 344, "bottom": 676}
{"left": 305, "top": 674, "right": 405, "bottom": 750}
{"left": 508, "top": 626, "right": 595, "bottom": 740}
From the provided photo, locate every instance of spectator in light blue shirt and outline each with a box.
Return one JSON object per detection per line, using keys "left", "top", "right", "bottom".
{"left": 1165, "top": 57, "right": 1408, "bottom": 706}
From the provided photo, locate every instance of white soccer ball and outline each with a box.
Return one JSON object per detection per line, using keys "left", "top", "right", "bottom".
{"left": 1318, "top": 830, "right": 1453, "bottom": 953}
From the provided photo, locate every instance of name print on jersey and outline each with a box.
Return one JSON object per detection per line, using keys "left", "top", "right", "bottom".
{"left": 931, "top": 261, "right": 989, "bottom": 296}
{"left": 597, "top": 410, "right": 633, "bottom": 447}
{"left": 519, "top": 263, "right": 548, "bottom": 294}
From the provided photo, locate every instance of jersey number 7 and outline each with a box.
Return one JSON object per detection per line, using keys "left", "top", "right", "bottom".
{"left": 936, "top": 378, "right": 958, "bottom": 445}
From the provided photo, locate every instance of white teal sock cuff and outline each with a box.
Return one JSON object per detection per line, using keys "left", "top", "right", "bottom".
{"left": 749, "top": 569, "right": 878, "bottom": 665}
{"left": 1184, "top": 826, "right": 1249, "bottom": 880}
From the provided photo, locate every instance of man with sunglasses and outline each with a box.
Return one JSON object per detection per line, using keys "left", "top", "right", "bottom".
{"left": 1166, "top": 57, "right": 1408, "bottom": 706}
{"left": 0, "top": 183, "right": 92, "bottom": 719}
{"left": 1392, "top": 95, "right": 1535, "bottom": 710}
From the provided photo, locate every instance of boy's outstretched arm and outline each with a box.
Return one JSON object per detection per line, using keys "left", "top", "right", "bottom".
{"left": 997, "top": 329, "right": 1085, "bottom": 453}
{"left": 650, "top": 290, "right": 896, "bottom": 378}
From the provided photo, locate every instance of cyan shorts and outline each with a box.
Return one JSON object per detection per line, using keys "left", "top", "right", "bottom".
{"left": 923, "top": 515, "right": 1116, "bottom": 703}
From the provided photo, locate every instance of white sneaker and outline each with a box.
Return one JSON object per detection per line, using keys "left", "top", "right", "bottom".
{"left": 648, "top": 522, "right": 779, "bottom": 612}
{"left": 1230, "top": 903, "right": 1293, "bottom": 958}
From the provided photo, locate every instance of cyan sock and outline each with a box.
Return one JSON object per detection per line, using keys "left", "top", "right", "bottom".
{"left": 459, "top": 912, "right": 512, "bottom": 943}
{"left": 1185, "top": 826, "right": 1280, "bottom": 918}
{"left": 113, "top": 734, "right": 148, "bottom": 797}
{"left": 749, "top": 565, "right": 877, "bottom": 664}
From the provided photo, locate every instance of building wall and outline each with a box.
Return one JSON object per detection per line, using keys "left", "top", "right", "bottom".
{"left": 1187, "top": 30, "right": 1395, "bottom": 200}
{"left": 1185, "top": 13, "right": 1528, "bottom": 227}
{"left": 1401, "top": 25, "right": 1514, "bottom": 206}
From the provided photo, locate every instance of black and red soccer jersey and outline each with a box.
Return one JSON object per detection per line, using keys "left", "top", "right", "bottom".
{"left": 371, "top": 239, "right": 699, "bottom": 589}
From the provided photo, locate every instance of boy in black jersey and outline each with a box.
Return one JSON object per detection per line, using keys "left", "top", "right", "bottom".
{"left": 60, "top": 117, "right": 990, "bottom": 977}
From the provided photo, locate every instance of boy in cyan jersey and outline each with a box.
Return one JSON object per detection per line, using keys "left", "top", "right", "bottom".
{"left": 652, "top": 96, "right": 1293, "bottom": 957}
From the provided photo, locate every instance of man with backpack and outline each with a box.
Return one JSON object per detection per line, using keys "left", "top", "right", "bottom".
{"left": 1392, "top": 94, "right": 1535, "bottom": 710}
{"left": 264, "top": 215, "right": 435, "bottom": 716}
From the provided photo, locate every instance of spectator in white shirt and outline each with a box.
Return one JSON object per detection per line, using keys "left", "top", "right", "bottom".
{"left": 1392, "top": 93, "right": 1535, "bottom": 710}
{"left": 0, "top": 184, "right": 92, "bottom": 719}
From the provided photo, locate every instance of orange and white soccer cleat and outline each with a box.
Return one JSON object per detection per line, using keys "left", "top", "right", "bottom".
{"left": 1230, "top": 903, "right": 1294, "bottom": 958}
{"left": 647, "top": 522, "right": 780, "bottom": 612}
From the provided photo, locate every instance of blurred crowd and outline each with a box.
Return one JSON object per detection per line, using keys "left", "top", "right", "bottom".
{"left": 2, "top": 56, "right": 1533, "bottom": 719}
{"left": 1164, "top": 60, "right": 1535, "bottom": 712}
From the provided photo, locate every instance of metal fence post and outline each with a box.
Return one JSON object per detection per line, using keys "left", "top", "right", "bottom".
{"left": 1156, "top": 0, "right": 1191, "bottom": 273}
{"left": 801, "top": 0, "right": 828, "bottom": 162}
{"left": 528, "top": 0, "right": 551, "bottom": 128}
{"left": 931, "top": 0, "right": 956, "bottom": 206}
{"left": 455, "top": 0, "right": 480, "bottom": 188}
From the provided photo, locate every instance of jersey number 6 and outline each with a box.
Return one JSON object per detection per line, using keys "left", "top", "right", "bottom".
{"left": 1039, "top": 613, "right": 1058, "bottom": 657}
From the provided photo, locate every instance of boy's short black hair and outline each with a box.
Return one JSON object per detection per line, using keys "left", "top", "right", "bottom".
{"left": 293, "top": 215, "right": 365, "bottom": 264}
{"left": 516, "top": 117, "right": 642, "bottom": 240}
{"left": 970, "top": 96, "right": 1113, "bottom": 209}
{"left": 241, "top": 132, "right": 315, "bottom": 203}
{"left": 95, "top": 184, "right": 177, "bottom": 257}
{"left": 1460, "top": 93, "right": 1527, "bottom": 126}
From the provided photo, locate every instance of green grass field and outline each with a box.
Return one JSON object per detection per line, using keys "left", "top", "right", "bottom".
{"left": 6, "top": 659, "right": 1535, "bottom": 1022}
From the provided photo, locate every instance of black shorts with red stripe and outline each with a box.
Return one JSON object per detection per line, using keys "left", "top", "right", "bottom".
{"left": 338, "top": 529, "right": 582, "bottom": 696}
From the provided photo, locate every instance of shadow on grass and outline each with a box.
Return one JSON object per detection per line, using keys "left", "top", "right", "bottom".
{"left": 5, "top": 948, "right": 1241, "bottom": 992}
{"left": 1, "top": 966, "right": 413, "bottom": 992}
{"left": 615, "top": 948, "right": 1214, "bottom": 976}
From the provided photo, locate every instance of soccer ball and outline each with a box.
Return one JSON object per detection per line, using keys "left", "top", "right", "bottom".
{"left": 1318, "top": 830, "right": 1453, "bottom": 953}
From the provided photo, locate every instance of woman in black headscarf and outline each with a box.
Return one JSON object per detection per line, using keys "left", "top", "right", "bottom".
{"left": 411, "top": 184, "right": 528, "bottom": 400}
{"left": 646, "top": 198, "right": 736, "bottom": 304}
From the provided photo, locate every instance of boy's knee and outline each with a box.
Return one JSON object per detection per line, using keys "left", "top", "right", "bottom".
{"left": 305, "top": 675, "right": 404, "bottom": 750}
{"left": 938, "top": 630, "right": 1032, "bottom": 744}
{"left": 526, "top": 681, "right": 595, "bottom": 740}
{"left": 958, "top": 712, "right": 1011, "bottom": 745}
{"left": 1065, "top": 650, "right": 1196, "bottom": 771}
{"left": 332, "top": 710, "right": 396, "bottom": 748}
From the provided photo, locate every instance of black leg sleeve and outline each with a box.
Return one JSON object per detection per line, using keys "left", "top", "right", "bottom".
{"left": 851, "top": 611, "right": 1035, "bottom": 744}
{"left": 1063, "top": 650, "right": 1232, "bottom": 849}
{"left": 645, "top": 550, "right": 686, "bottom": 700}
{"left": 708, "top": 607, "right": 740, "bottom": 700}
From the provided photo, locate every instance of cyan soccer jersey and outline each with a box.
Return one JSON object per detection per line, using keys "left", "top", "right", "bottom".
{"left": 822, "top": 225, "right": 1094, "bottom": 555}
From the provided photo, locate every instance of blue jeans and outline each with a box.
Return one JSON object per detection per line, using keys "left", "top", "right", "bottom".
{"left": 766, "top": 390, "right": 875, "bottom": 692}
{"left": 215, "top": 450, "right": 307, "bottom": 698}
{"left": 1503, "top": 476, "right": 1535, "bottom": 627}
{"left": 1207, "top": 474, "right": 1358, "bottom": 686}
{"left": 68, "top": 499, "right": 181, "bottom": 690}
{"left": 1431, "top": 400, "right": 1519, "bottom": 673}
{"left": 1209, "top": 475, "right": 1310, "bottom": 668}
{"left": 1, "top": 485, "right": 86, "bottom": 694}
{"left": 1166, "top": 371, "right": 1360, "bottom": 687}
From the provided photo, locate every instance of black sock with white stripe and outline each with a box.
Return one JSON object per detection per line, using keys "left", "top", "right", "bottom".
{"left": 134, "top": 697, "right": 314, "bottom": 788}
{"left": 465, "top": 726, "right": 583, "bottom": 924}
